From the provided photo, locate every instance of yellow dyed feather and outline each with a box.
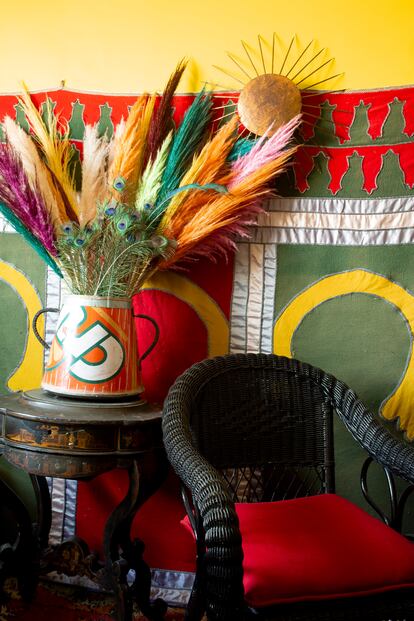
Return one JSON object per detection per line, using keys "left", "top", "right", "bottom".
{"left": 3, "top": 116, "right": 69, "bottom": 229}
{"left": 158, "top": 116, "right": 238, "bottom": 231}
{"left": 108, "top": 94, "right": 156, "bottom": 203}
{"left": 159, "top": 149, "right": 295, "bottom": 268}
{"left": 18, "top": 84, "right": 78, "bottom": 221}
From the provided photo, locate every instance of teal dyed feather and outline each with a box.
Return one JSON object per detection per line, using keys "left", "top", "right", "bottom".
{"left": 154, "top": 91, "right": 213, "bottom": 220}
{"left": 0, "top": 201, "right": 62, "bottom": 276}
{"left": 228, "top": 137, "right": 258, "bottom": 161}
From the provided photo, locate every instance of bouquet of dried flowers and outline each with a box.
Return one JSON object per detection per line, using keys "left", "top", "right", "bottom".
{"left": 0, "top": 61, "right": 300, "bottom": 297}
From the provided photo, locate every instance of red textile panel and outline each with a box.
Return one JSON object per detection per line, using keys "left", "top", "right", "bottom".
{"left": 133, "top": 255, "right": 234, "bottom": 404}
{"left": 77, "top": 470, "right": 196, "bottom": 572}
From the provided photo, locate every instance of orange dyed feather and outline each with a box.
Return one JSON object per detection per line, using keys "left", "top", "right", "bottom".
{"left": 159, "top": 148, "right": 295, "bottom": 268}
{"left": 108, "top": 94, "right": 156, "bottom": 202}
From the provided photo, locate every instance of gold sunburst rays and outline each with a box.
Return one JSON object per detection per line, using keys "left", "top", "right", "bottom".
{"left": 211, "top": 35, "right": 345, "bottom": 138}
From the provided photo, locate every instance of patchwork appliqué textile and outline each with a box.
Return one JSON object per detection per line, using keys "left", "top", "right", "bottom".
{"left": 1, "top": 86, "right": 414, "bottom": 602}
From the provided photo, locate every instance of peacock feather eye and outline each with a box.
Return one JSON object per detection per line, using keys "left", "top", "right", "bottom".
{"left": 61, "top": 222, "right": 73, "bottom": 235}
{"left": 150, "top": 235, "right": 169, "bottom": 250}
{"left": 144, "top": 203, "right": 152, "bottom": 211}
{"left": 74, "top": 237, "right": 86, "bottom": 247}
{"left": 113, "top": 176, "right": 126, "bottom": 193}
{"left": 116, "top": 217, "right": 130, "bottom": 234}
{"left": 105, "top": 206, "right": 116, "bottom": 217}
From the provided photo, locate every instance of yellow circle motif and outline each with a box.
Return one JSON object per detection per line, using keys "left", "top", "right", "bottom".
{"left": 0, "top": 260, "right": 44, "bottom": 392}
{"left": 273, "top": 269, "right": 414, "bottom": 439}
{"left": 142, "top": 272, "right": 229, "bottom": 357}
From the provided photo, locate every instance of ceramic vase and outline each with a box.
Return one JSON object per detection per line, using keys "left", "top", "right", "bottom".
{"left": 33, "top": 295, "right": 158, "bottom": 399}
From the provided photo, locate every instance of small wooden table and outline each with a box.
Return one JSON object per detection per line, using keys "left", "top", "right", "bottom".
{"left": 0, "top": 389, "right": 168, "bottom": 621}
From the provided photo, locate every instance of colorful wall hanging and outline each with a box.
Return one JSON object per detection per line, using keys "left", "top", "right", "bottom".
{"left": 1, "top": 82, "right": 414, "bottom": 601}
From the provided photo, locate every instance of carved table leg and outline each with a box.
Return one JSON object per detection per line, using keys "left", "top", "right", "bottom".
{"left": 0, "top": 479, "right": 36, "bottom": 601}
{"left": 102, "top": 459, "right": 167, "bottom": 621}
{"left": 24, "top": 474, "right": 53, "bottom": 598}
{"left": 30, "top": 475, "right": 52, "bottom": 549}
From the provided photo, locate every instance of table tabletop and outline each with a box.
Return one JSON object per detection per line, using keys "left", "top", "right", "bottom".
{"left": 0, "top": 389, "right": 164, "bottom": 478}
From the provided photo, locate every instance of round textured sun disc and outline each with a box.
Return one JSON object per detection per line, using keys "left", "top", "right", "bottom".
{"left": 237, "top": 74, "right": 302, "bottom": 136}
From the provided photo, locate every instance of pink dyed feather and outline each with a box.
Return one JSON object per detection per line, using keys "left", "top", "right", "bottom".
{"left": 229, "top": 114, "right": 301, "bottom": 187}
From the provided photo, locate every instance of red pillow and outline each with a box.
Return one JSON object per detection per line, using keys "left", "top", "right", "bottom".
{"left": 183, "top": 493, "right": 414, "bottom": 607}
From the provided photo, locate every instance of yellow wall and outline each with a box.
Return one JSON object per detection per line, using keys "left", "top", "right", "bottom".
{"left": 0, "top": 0, "right": 413, "bottom": 93}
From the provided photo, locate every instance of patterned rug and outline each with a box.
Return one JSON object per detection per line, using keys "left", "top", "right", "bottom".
{"left": 0, "top": 579, "right": 186, "bottom": 620}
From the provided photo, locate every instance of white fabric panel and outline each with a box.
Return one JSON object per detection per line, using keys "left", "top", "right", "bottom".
{"left": 259, "top": 209, "right": 414, "bottom": 231}
{"left": 63, "top": 479, "right": 78, "bottom": 539}
{"left": 229, "top": 243, "right": 250, "bottom": 354}
{"left": 261, "top": 245, "right": 277, "bottom": 353}
{"left": 246, "top": 244, "right": 264, "bottom": 352}
{"left": 48, "top": 478, "right": 66, "bottom": 545}
{"left": 43, "top": 267, "right": 61, "bottom": 365}
{"left": 267, "top": 196, "right": 414, "bottom": 215}
{"left": 150, "top": 569, "right": 194, "bottom": 606}
{"left": 251, "top": 225, "right": 414, "bottom": 245}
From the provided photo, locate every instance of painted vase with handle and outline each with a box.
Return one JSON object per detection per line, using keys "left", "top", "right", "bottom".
{"left": 33, "top": 295, "right": 159, "bottom": 399}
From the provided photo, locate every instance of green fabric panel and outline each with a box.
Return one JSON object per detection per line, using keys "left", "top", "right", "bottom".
{"left": 0, "top": 234, "right": 46, "bottom": 395}
{"left": 97, "top": 103, "right": 114, "bottom": 138}
{"left": 14, "top": 102, "right": 30, "bottom": 131}
{"left": 275, "top": 244, "right": 414, "bottom": 319}
{"left": 275, "top": 243, "right": 414, "bottom": 522}
{"left": 332, "top": 417, "right": 411, "bottom": 521}
{"left": 0, "top": 235, "right": 45, "bottom": 521}
{"left": 380, "top": 99, "right": 410, "bottom": 145}
{"left": 347, "top": 102, "right": 370, "bottom": 144}
{"left": 337, "top": 152, "right": 366, "bottom": 197}
{"left": 370, "top": 150, "right": 410, "bottom": 198}
{"left": 312, "top": 102, "right": 340, "bottom": 147}
{"left": 291, "top": 293, "right": 410, "bottom": 413}
{"left": 68, "top": 100, "right": 86, "bottom": 140}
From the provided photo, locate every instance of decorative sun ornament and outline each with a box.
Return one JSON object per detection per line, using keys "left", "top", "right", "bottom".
{"left": 211, "top": 35, "right": 343, "bottom": 137}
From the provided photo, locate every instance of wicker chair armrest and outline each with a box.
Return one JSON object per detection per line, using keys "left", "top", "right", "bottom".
{"left": 163, "top": 381, "right": 246, "bottom": 620}
{"left": 317, "top": 372, "right": 414, "bottom": 484}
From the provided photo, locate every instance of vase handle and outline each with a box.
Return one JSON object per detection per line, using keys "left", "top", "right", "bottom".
{"left": 32, "top": 307, "right": 60, "bottom": 350}
{"left": 132, "top": 313, "right": 160, "bottom": 364}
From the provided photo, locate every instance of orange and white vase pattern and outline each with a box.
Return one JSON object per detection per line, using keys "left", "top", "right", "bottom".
{"left": 42, "top": 296, "right": 142, "bottom": 398}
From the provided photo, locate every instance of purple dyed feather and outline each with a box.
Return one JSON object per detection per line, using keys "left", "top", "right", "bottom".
{"left": 0, "top": 144, "right": 57, "bottom": 255}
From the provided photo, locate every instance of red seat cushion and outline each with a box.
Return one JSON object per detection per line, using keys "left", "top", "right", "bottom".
{"left": 183, "top": 493, "right": 414, "bottom": 607}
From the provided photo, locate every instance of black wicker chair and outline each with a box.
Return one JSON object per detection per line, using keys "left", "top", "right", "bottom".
{"left": 162, "top": 353, "right": 414, "bottom": 621}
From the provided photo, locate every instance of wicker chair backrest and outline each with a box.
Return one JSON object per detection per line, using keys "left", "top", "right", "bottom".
{"left": 187, "top": 354, "right": 335, "bottom": 501}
